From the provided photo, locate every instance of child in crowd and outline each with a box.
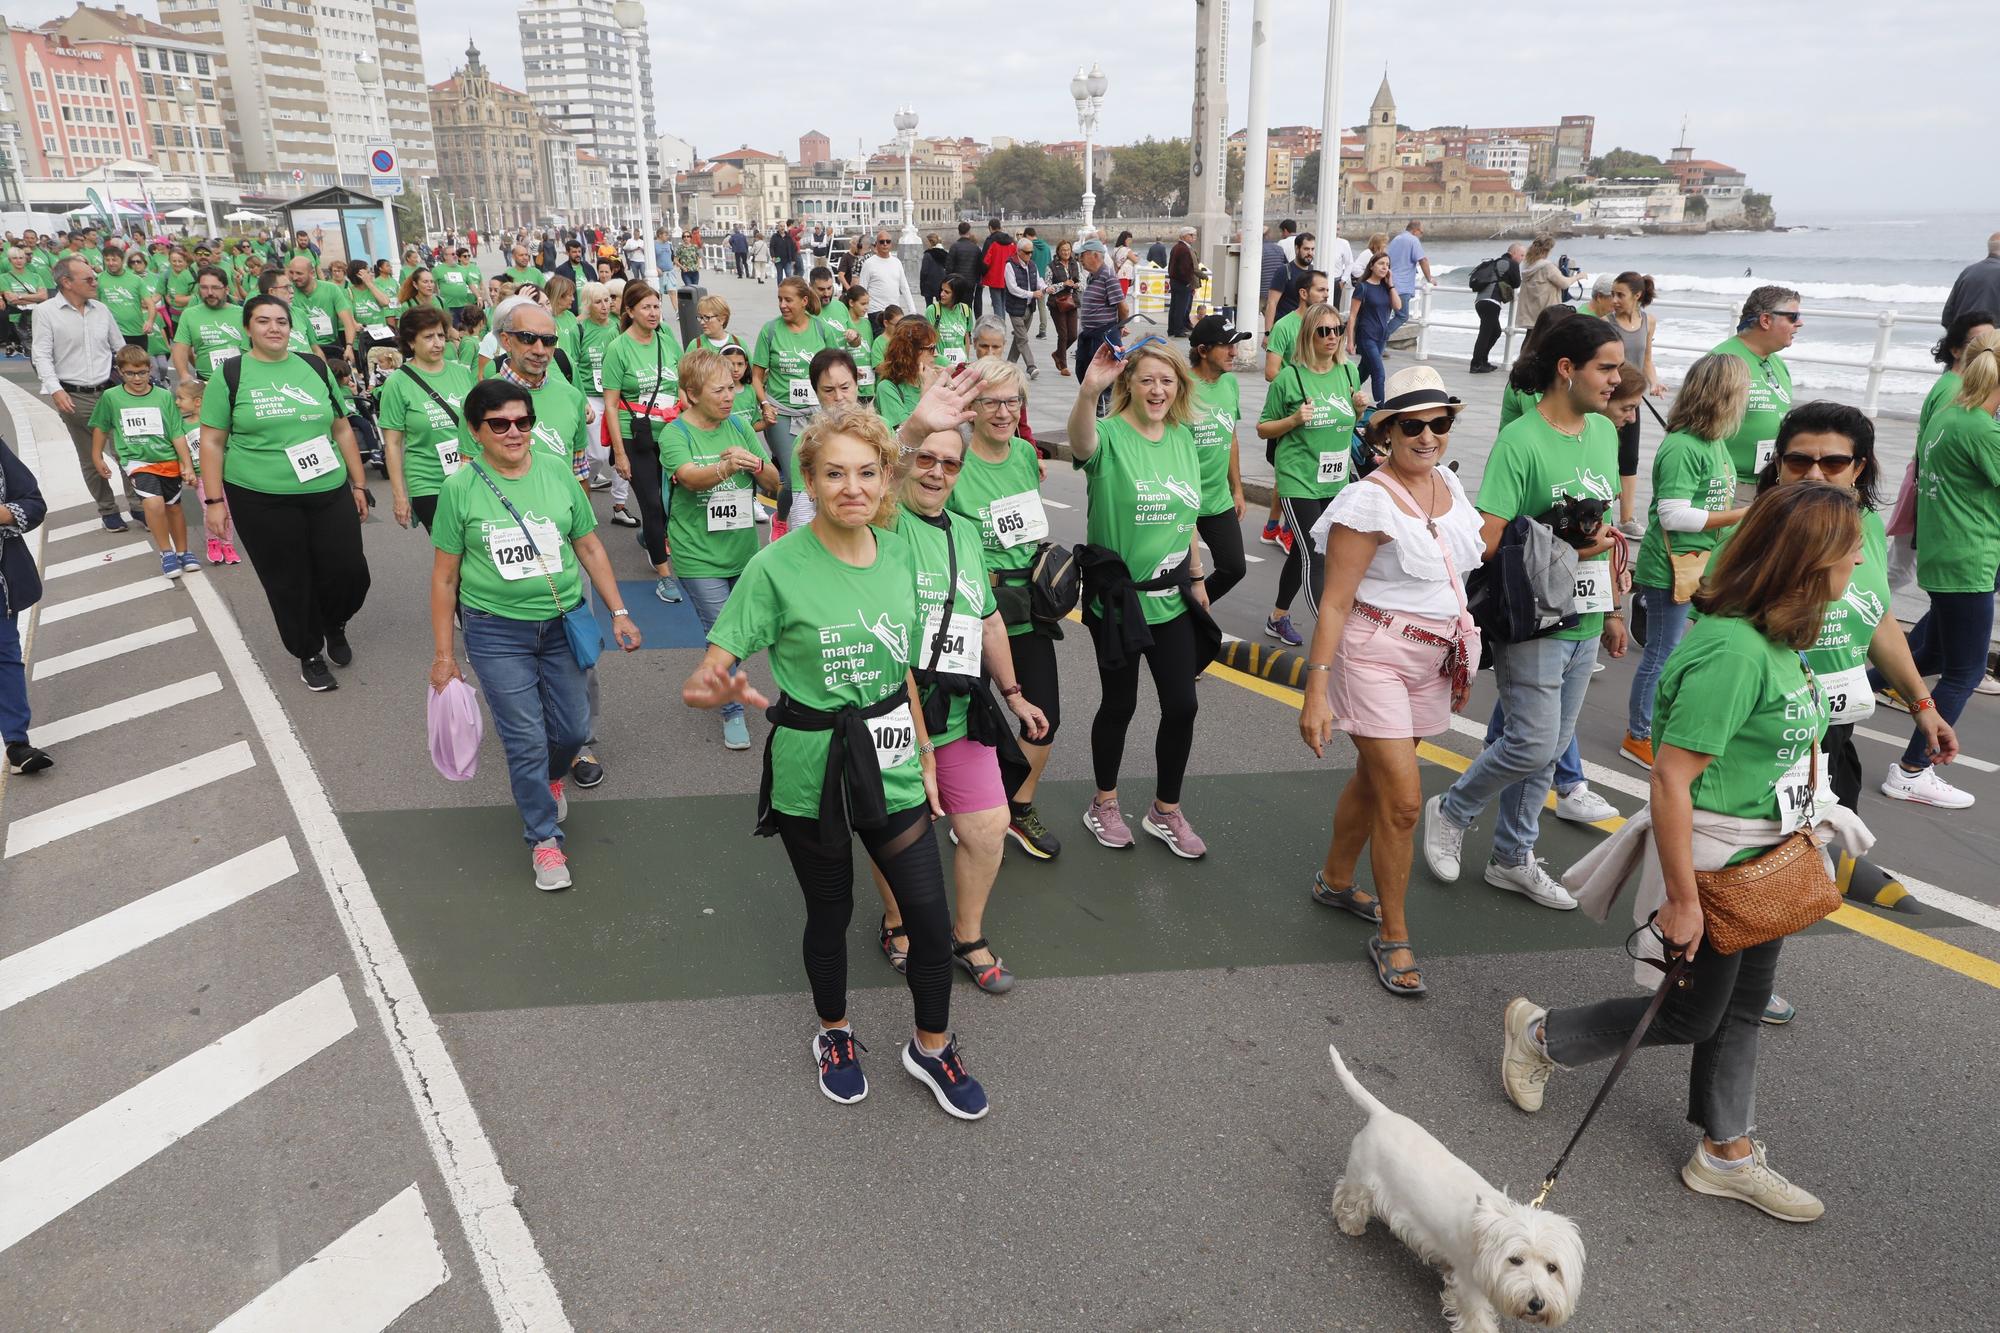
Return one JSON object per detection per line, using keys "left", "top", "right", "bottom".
{"left": 173, "top": 376, "right": 237, "bottom": 565}
{"left": 91, "top": 344, "right": 197, "bottom": 578}
{"left": 326, "top": 353, "right": 384, "bottom": 472}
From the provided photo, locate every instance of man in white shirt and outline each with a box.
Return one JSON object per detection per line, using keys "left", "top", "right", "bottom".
{"left": 30, "top": 257, "right": 139, "bottom": 531}
{"left": 1321, "top": 231, "right": 1355, "bottom": 312}
{"left": 857, "top": 231, "right": 916, "bottom": 336}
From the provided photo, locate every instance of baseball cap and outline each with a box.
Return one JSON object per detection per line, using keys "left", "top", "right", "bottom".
{"left": 1077, "top": 238, "right": 1108, "bottom": 256}
{"left": 1189, "top": 314, "right": 1250, "bottom": 348}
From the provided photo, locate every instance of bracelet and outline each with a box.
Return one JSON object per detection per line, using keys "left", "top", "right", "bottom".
{"left": 1305, "top": 663, "right": 1332, "bottom": 673}
{"left": 1912, "top": 696, "right": 1937, "bottom": 714}
{"left": 917, "top": 740, "right": 936, "bottom": 757}
{"left": 1000, "top": 684, "right": 1023, "bottom": 698}
{"left": 204, "top": 498, "right": 226, "bottom": 506}
{"left": 611, "top": 608, "right": 631, "bottom": 618}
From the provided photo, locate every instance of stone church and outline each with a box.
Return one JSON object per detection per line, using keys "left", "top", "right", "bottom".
{"left": 1340, "top": 75, "right": 1528, "bottom": 217}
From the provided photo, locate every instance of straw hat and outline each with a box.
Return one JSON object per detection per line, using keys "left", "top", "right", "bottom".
{"left": 1371, "top": 365, "right": 1464, "bottom": 422}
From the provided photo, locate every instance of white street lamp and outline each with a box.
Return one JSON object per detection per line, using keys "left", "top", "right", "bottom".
{"left": 611, "top": 1, "right": 656, "bottom": 276}
{"left": 353, "top": 56, "right": 399, "bottom": 262}
{"left": 173, "top": 78, "right": 215, "bottom": 238}
{"left": 893, "top": 107, "right": 920, "bottom": 247}
{"left": 1071, "top": 63, "right": 1108, "bottom": 238}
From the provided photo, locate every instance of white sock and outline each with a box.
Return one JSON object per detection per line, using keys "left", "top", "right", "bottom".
{"left": 819, "top": 1023, "right": 851, "bottom": 1043}
{"left": 915, "top": 1034, "right": 949, "bottom": 1057}
{"left": 1700, "top": 1143, "right": 1750, "bottom": 1171}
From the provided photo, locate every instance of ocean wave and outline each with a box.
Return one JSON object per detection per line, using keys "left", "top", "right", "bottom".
{"left": 1646, "top": 272, "right": 1948, "bottom": 306}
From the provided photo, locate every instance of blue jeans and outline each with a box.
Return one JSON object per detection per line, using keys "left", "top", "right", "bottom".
{"left": 765, "top": 411, "right": 807, "bottom": 524}
{"left": 1627, "top": 583, "right": 1692, "bottom": 740}
{"left": 1445, "top": 635, "right": 1598, "bottom": 865}
{"left": 1874, "top": 589, "right": 1994, "bottom": 770}
{"left": 1484, "top": 702, "right": 1585, "bottom": 794}
{"left": 0, "top": 611, "right": 28, "bottom": 745}
{"left": 682, "top": 574, "right": 744, "bottom": 722}
{"left": 461, "top": 608, "right": 591, "bottom": 845}
{"left": 1356, "top": 334, "right": 1388, "bottom": 402}
{"left": 1385, "top": 293, "right": 1413, "bottom": 342}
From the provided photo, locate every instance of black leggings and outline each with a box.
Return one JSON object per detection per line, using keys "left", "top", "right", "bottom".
{"left": 1196, "top": 510, "right": 1247, "bottom": 604}
{"left": 1275, "top": 495, "right": 1331, "bottom": 615}
{"left": 1825, "top": 723, "right": 1862, "bottom": 812}
{"left": 1087, "top": 610, "right": 1201, "bottom": 803}
{"left": 224, "top": 481, "right": 371, "bottom": 661}
{"left": 411, "top": 492, "right": 439, "bottom": 532}
{"left": 1009, "top": 626, "right": 1062, "bottom": 744}
{"left": 1617, "top": 413, "right": 1641, "bottom": 479}
{"left": 774, "top": 805, "right": 952, "bottom": 1034}
{"left": 623, "top": 431, "right": 669, "bottom": 566}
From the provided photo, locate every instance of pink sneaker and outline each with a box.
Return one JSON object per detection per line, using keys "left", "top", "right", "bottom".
{"left": 1141, "top": 804, "right": 1208, "bottom": 859}
{"left": 206, "top": 535, "right": 226, "bottom": 565}
{"left": 531, "top": 838, "right": 571, "bottom": 891}
{"left": 219, "top": 539, "right": 240, "bottom": 565}
{"left": 1082, "top": 796, "right": 1134, "bottom": 849}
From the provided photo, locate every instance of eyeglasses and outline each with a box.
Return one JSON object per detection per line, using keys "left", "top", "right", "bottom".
{"left": 479, "top": 414, "right": 537, "bottom": 435}
{"left": 1781, "top": 451, "right": 1855, "bottom": 472}
{"left": 975, "top": 396, "right": 1023, "bottom": 411}
{"left": 1393, "top": 416, "right": 1455, "bottom": 438}
{"left": 910, "top": 450, "right": 963, "bottom": 475}
{"left": 875, "top": 239, "right": 893, "bottom": 246}
{"left": 698, "top": 312, "right": 722, "bottom": 322}
{"left": 1312, "top": 325, "right": 1341, "bottom": 338}
{"left": 117, "top": 365, "right": 154, "bottom": 377}
{"left": 505, "top": 331, "right": 561, "bottom": 347}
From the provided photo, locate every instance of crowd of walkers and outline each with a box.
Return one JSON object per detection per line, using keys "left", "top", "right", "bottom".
{"left": 5, "top": 216, "right": 1996, "bottom": 1201}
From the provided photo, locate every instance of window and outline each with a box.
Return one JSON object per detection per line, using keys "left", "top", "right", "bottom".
{"left": 142, "top": 73, "right": 155, "bottom": 95}
{"left": 196, "top": 54, "right": 210, "bottom": 75}
{"left": 174, "top": 52, "right": 189, "bottom": 72}
{"left": 138, "top": 49, "right": 151, "bottom": 69}
{"left": 153, "top": 126, "right": 166, "bottom": 146}
{"left": 30, "top": 71, "right": 43, "bottom": 88}
{"left": 126, "top": 110, "right": 137, "bottom": 126}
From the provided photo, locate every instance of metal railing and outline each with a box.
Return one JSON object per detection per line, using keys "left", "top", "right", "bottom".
{"left": 1404, "top": 285, "right": 1933, "bottom": 418}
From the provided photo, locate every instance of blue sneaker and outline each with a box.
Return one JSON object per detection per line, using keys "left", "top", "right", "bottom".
{"left": 178, "top": 551, "right": 202, "bottom": 574}
{"left": 721, "top": 712, "right": 751, "bottom": 751}
{"left": 1264, "top": 613, "right": 1302, "bottom": 647}
{"left": 159, "top": 550, "right": 182, "bottom": 580}
{"left": 812, "top": 1027, "right": 868, "bottom": 1104}
{"left": 902, "top": 1035, "right": 989, "bottom": 1120}
{"left": 654, "top": 575, "right": 683, "bottom": 603}
{"left": 102, "top": 514, "right": 129, "bottom": 533}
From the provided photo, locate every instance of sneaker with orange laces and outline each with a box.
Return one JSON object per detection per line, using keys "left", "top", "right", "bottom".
{"left": 531, "top": 838, "right": 571, "bottom": 891}
{"left": 812, "top": 1026, "right": 868, "bottom": 1104}
{"left": 1620, "top": 733, "right": 1655, "bottom": 770}
{"left": 902, "top": 1034, "right": 989, "bottom": 1119}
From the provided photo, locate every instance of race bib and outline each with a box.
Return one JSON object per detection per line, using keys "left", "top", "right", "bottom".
{"left": 1819, "top": 664, "right": 1874, "bottom": 725}
{"left": 855, "top": 364, "right": 875, "bottom": 388}
{"left": 206, "top": 346, "right": 240, "bottom": 373}
{"left": 364, "top": 322, "right": 393, "bottom": 341}
{"left": 1317, "top": 450, "right": 1349, "bottom": 487}
{"left": 307, "top": 306, "right": 333, "bottom": 337}
{"left": 1754, "top": 438, "right": 1776, "bottom": 473}
{"left": 705, "top": 486, "right": 751, "bottom": 531}
{"left": 119, "top": 406, "right": 163, "bottom": 438}
{"left": 921, "top": 609, "right": 982, "bottom": 676}
{"left": 284, "top": 435, "right": 339, "bottom": 484}
{"left": 486, "top": 517, "right": 564, "bottom": 581}
{"left": 434, "top": 435, "right": 465, "bottom": 476}
{"left": 590, "top": 366, "right": 604, "bottom": 393}
{"left": 987, "top": 489, "right": 1049, "bottom": 549}
{"left": 1776, "top": 751, "right": 1835, "bottom": 834}
{"left": 868, "top": 702, "right": 917, "bottom": 772}
{"left": 787, "top": 378, "right": 813, "bottom": 407}
{"left": 1147, "top": 548, "right": 1187, "bottom": 597}
{"left": 940, "top": 346, "right": 967, "bottom": 366}
{"left": 1572, "top": 560, "right": 1612, "bottom": 615}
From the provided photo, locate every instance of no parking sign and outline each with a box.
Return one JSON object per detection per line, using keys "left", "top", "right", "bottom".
{"left": 368, "top": 144, "right": 403, "bottom": 198}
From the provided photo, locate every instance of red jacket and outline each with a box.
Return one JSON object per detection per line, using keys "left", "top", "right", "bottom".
{"left": 980, "top": 235, "right": 1016, "bottom": 288}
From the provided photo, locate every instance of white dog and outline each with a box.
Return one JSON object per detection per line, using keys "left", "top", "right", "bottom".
{"left": 1328, "top": 1044, "right": 1584, "bottom": 1332}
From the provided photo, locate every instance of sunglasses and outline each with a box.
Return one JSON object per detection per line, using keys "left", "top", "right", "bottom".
{"left": 1781, "top": 451, "right": 1854, "bottom": 472}
{"left": 1392, "top": 415, "right": 1454, "bottom": 438}
{"left": 1114, "top": 334, "right": 1168, "bottom": 361}
{"left": 506, "top": 331, "right": 561, "bottom": 347}
{"left": 479, "top": 414, "right": 537, "bottom": 435}
{"left": 911, "top": 450, "right": 963, "bottom": 475}
{"left": 1312, "top": 325, "right": 1341, "bottom": 338}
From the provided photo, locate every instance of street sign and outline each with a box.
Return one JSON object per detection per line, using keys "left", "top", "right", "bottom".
{"left": 850, "top": 177, "right": 874, "bottom": 199}
{"left": 368, "top": 143, "right": 403, "bottom": 198}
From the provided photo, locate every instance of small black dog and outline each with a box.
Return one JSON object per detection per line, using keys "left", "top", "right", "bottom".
{"left": 1539, "top": 495, "right": 1609, "bottom": 550}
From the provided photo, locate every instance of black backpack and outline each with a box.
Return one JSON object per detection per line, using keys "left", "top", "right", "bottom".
{"left": 1467, "top": 257, "right": 1503, "bottom": 290}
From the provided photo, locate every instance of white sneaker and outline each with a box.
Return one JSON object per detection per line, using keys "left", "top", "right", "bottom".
{"left": 1978, "top": 674, "right": 2000, "bottom": 697}
{"left": 1501, "top": 998, "right": 1555, "bottom": 1113}
{"left": 1879, "top": 762, "right": 1974, "bottom": 809}
{"left": 1485, "top": 858, "right": 1578, "bottom": 910}
{"left": 1422, "top": 794, "right": 1466, "bottom": 883}
{"left": 1554, "top": 783, "right": 1617, "bottom": 824}
{"left": 1681, "top": 1140, "right": 1824, "bottom": 1223}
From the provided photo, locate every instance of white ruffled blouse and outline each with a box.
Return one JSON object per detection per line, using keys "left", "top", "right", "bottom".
{"left": 1310, "top": 467, "right": 1485, "bottom": 621}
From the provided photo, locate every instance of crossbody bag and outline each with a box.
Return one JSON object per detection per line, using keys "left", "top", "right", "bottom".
{"left": 466, "top": 460, "right": 602, "bottom": 670}
{"left": 1362, "top": 468, "right": 1479, "bottom": 696}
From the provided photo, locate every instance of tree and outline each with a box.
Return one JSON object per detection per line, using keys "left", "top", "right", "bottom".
{"left": 1292, "top": 149, "right": 1320, "bottom": 205}
{"left": 1587, "top": 147, "right": 1665, "bottom": 179}
{"left": 1226, "top": 147, "right": 1245, "bottom": 208}
{"left": 967, "top": 145, "right": 1082, "bottom": 216}
{"left": 1682, "top": 194, "right": 1709, "bottom": 221}
{"left": 1741, "top": 191, "right": 1776, "bottom": 228}
{"left": 1103, "top": 137, "right": 1190, "bottom": 216}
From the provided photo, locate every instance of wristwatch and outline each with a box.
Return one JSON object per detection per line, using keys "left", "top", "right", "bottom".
{"left": 1000, "top": 684, "right": 1023, "bottom": 698}
{"left": 611, "top": 608, "right": 631, "bottom": 618}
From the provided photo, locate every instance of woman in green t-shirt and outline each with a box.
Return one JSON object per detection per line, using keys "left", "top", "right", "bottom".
{"left": 381, "top": 306, "right": 475, "bottom": 531}
{"left": 1496, "top": 303, "right": 1577, "bottom": 431}
{"left": 570, "top": 281, "right": 624, "bottom": 508}
{"left": 751, "top": 276, "right": 844, "bottom": 530}
{"left": 683, "top": 407, "right": 991, "bottom": 1121}
{"left": 427, "top": 379, "right": 639, "bottom": 892}
{"left": 1507, "top": 483, "right": 1871, "bottom": 1223}
{"left": 197, "top": 294, "right": 370, "bottom": 692}
{"left": 1070, "top": 341, "right": 1212, "bottom": 860}
{"left": 872, "top": 315, "right": 937, "bottom": 432}
{"left": 346, "top": 264, "right": 397, "bottom": 364}
{"left": 1623, "top": 353, "right": 1751, "bottom": 765}
{"left": 163, "top": 246, "right": 196, "bottom": 313}
{"left": 602, "top": 281, "right": 684, "bottom": 602}
{"left": 1257, "top": 301, "right": 1367, "bottom": 646}
{"left": 843, "top": 287, "right": 878, "bottom": 400}
{"left": 927, "top": 278, "right": 975, "bottom": 366}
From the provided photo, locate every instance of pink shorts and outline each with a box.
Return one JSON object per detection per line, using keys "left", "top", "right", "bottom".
{"left": 1329, "top": 608, "right": 1457, "bottom": 739}
{"left": 934, "top": 735, "right": 1007, "bottom": 814}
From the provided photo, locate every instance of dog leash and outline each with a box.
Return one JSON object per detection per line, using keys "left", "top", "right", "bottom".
{"left": 1530, "top": 925, "right": 1691, "bottom": 1210}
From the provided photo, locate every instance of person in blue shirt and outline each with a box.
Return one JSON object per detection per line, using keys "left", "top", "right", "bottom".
{"left": 1386, "top": 221, "right": 1433, "bottom": 341}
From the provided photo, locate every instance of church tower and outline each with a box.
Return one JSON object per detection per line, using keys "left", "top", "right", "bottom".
{"left": 1365, "top": 72, "right": 1396, "bottom": 173}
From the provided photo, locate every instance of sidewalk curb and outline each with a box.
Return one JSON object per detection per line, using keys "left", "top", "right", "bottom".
{"left": 1213, "top": 634, "right": 1313, "bottom": 691}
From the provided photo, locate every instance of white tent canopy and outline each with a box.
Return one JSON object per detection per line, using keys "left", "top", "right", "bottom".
{"left": 163, "top": 206, "right": 206, "bottom": 221}
{"left": 223, "top": 210, "right": 269, "bottom": 223}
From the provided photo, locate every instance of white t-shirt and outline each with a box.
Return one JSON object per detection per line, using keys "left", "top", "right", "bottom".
{"left": 1310, "top": 468, "right": 1484, "bottom": 621}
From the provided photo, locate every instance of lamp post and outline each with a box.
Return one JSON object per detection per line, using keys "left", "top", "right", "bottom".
{"left": 893, "top": 107, "right": 920, "bottom": 247}
{"left": 174, "top": 78, "right": 216, "bottom": 239}
{"left": 1070, "top": 63, "right": 1108, "bottom": 239}
{"left": 352, "top": 56, "right": 399, "bottom": 263}
{"left": 612, "top": 1, "right": 656, "bottom": 275}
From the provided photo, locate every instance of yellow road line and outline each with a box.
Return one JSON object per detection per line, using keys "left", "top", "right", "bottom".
{"left": 1204, "top": 649, "right": 2000, "bottom": 991}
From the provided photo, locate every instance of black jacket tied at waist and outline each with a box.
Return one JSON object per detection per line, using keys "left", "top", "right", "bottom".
{"left": 1075, "top": 543, "right": 1223, "bottom": 674}
{"left": 755, "top": 690, "right": 912, "bottom": 847}
{"left": 915, "top": 666, "right": 1032, "bottom": 797}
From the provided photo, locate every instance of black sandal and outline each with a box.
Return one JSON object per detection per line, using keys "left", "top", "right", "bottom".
{"left": 1367, "top": 935, "right": 1428, "bottom": 997}
{"left": 879, "top": 917, "right": 909, "bottom": 974}
{"left": 952, "top": 937, "right": 1016, "bottom": 994}
{"left": 1312, "top": 871, "right": 1381, "bottom": 923}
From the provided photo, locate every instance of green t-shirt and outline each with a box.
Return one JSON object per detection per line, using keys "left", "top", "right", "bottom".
{"left": 845, "top": 317, "right": 878, "bottom": 398}
{"left": 518, "top": 373, "right": 593, "bottom": 478}
{"left": 601, "top": 330, "right": 683, "bottom": 438}
{"left": 731, "top": 385, "right": 761, "bottom": 430}
{"left": 572, "top": 317, "right": 621, "bottom": 396}
{"left": 172, "top": 301, "right": 249, "bottom": 377}
{"left": 901, "top": 506, "right": 997, "bottom": 746}
{"left": 753, "top": 317, "right": 843, "bottom": 413}
{"left": 870, "top": 331, "right": 891, "bottom": 365}
{"left": 504, "top": 265, "right": 545, "bottom": 290}
{"left": 1914, "top": 402, "right": 2000, "bottom": 594}
{"left": 431, "top": 450, "right": 597, "bottom": 621}
{"left": 1266, "top": 310, "right": 1301, "bottom": 366}
{"left": 1262, "top": 360, "right": 1360, "bottom": 500}
{"left": 347, "top": 285, "right": 391, "bottom": 331}
{"left": 661, "top": 414, "right": 770, "bottom": 579}
{"left": 1655, "top": 613, "right": 1828, "bottom": 841}
{"left": 1077, "top": 416, "right": 1202, "bottom": 625}
{"left": 88, "top": 384, "right": 187, "bottom": 472}
{"left": 198, "top": 353, "right": 353, "bottom": 495}
{"left": 379, "top": 361, "right": 476, "bottom": 499}
{"left": 436, "top": 264, "right": 480, "bottom": 308}
{"left": 706, "top": 523, "right": 927, "bottom": 820}
{"left": 450, "top": 334, "right": 483, "bottom": 369}
{"left": 166, "top": 265, "right": 197, "bottom": 309}
{"left": 1802, "top": 508, "right": 1890, "bottom": 704}
{"left": 1633, "top": 431, "right": 1737, "bottom": 590}
{"left": 1711, "top": 336, "right": 1794, "bottom": 483}
{"left": 292, "top": 281, "right": 350, "bottom": 345}
{"left": 1474, "top": 409, "right": 1620, "bottom": 641}
{"left": 1, "top": 266, "right": 45, "bottom": 303}
{"left": 947, "top": 436, "right": 1044, "bottom": 637}
{"left": 1498, "top": 383, "right": 1538, "bottom": 431}
{"left": 927, "top": 303, "right": 975, "bottom": 363}
{"left": 1188, "top": 371, "right": 1241, "bottom": 516}
{"left": 98, "top": 269, "right": 151, "bottom": 337}
{"left": 1917, "top": 370, "right": 1960, "bottom": 441}
{"left": 873, "top": 377, "right": 919, "bottom": 430}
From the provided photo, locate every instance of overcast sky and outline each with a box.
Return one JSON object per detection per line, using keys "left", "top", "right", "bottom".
{"left": 15, "top": 0, "right": 1991, "bottom": 213}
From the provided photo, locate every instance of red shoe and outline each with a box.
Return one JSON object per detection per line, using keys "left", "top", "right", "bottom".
{"left": 770, "top": 516, "right": 789, "bottom": 540}
{"left": 1277, "top": 525, "right": 1295, "bottom": 555}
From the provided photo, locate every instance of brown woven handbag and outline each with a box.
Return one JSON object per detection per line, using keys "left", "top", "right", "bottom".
{"left": 1693, "top": 735, "right": 1840, "bottom": 955}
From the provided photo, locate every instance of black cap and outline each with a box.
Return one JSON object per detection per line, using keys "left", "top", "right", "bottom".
{"left": 1189, "top": 314, "right": 1250, "bottom": 348}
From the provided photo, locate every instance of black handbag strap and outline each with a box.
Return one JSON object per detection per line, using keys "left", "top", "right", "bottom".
{"left": 921, "top": 514, "right": 961, "bottom": 677}
{"left": 466, "top": 459, "right": 568, "bottom": 619}
{"left": 399, "top": 364, "right": 461, "bottom": 426}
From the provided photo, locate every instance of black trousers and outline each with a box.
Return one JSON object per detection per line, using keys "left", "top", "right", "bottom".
{"left": 1196, "top": 510, "right": 1247, "bottom": 604}
{"left": 1087, "top": 610, "right": 1202, "bottom": 803}
{"left": 1617, "top": 413, "right": 1642, "bottom": 479}
{"left": 224, "top": 481, "right": 371, "bottom": 660}
{"left": 1275, "top": 495, "right": 1331, "bottom": 615}
{"left": 1008, "top": 626, "right": 1061, "bottom": 745}
{"left": 1825, "top": 723, "right": 1863, "bottom": 812}
{"left": 774, "top": 805, "right": 952, "bottom": 1034}
{"left": 623, "top": 430, "right": 669, "bottom": 567}
{"left": 733, "top": 252, "right": 749, "bottom": 278}
{"left": 411, "top": 492, "right": 440, "bottom": 532}
{"left": 1167, "top": 283, "right": 1195, "bottom": 336}
{"left": 1471, "top": 298, "right": 1504, "bottom": 369}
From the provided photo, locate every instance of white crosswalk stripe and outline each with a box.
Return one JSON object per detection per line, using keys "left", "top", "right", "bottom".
{"left": 30, "top": 617, "right": 198, "bottom": 680}
{"left": 210, "top": 1185, "right": 449, "bottom": 1332}
{"left": 4, "top": 740, "right": 255, "bottom": 858}
{"left": 28, "top": 673, "right": 222, "bottom": 748}
{"left": 45, "top": 517, "right": 112, "bottom": 544}
{"left": 1853, "top": 724, "right": 1999, "bottom": 772}
{"left": 36, "top": 575, "right": 175, "bottom": 625}
{"left": 44, "top": 540, "right": 154, "bottom": 580}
